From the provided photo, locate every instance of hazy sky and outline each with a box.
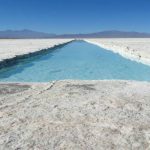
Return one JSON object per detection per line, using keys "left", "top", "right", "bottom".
{"left": 0, "top": 0, "right": 150, "bottom": 34}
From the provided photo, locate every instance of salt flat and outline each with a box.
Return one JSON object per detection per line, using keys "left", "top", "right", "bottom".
{"left": 0, "top": 39, "right": 72, "bottom": 62}
{"left": 0, "top": 80, "right": 150, "bottom": 149}
{"left": 85, "top": 38, "right": 150, "bottom": 65}
{"left": 0, "top": 39, "right": 150, "bottom": 149}
{"left": 0, "top": 38, "right": 150, "bottom": 66}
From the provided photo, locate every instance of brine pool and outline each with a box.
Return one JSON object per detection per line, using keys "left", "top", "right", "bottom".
{"left": 0, "top": 41, "right": 150, "bottom": 82}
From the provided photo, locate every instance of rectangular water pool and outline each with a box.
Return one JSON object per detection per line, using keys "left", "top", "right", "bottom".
{"left": 0, "top": 41, "right": 150, "bottom": 82}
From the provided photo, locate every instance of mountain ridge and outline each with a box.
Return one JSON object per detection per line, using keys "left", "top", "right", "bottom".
{"left": 0, "top": 29, "right": 56, "bottom": 39}
{"left": 0, "top": 29, "right": 150, "bottom": 38}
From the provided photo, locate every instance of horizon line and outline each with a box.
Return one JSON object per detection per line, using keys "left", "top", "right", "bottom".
{"left": 0, "top": 29, "right": 150, "bottom": 35}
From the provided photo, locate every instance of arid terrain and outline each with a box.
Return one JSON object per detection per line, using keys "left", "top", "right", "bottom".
{"left": 1, "top": 80, "right": 150, "bottom": 149}
{"left": 0, "top": 39, "right": 150, "bottom": 149}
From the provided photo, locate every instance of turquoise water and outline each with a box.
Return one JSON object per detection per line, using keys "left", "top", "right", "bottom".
{"left": 0, "top": 41, "right": 150, "bottom": 82}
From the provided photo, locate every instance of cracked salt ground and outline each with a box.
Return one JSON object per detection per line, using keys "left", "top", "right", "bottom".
{"left": 0, "top": 80, "right": 150, "bottom": 149}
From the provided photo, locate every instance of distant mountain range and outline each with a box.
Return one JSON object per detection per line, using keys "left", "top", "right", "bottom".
{"left": 55, "top": 31, "right": 150, "bottom": 38}
{"left": 0, "top": 29, "right": 56, "bottom": 39}
{"left": 0, "top": 29, "right": 150, "bottom": 38}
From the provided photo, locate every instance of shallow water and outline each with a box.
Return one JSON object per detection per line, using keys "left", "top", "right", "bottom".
{"left": 0, "top": 41, "right": 150, "bottom": 82}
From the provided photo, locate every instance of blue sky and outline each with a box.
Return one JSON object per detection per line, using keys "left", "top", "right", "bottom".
{"left": 0, "top": 0, "right": 150, "bottom": 34}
